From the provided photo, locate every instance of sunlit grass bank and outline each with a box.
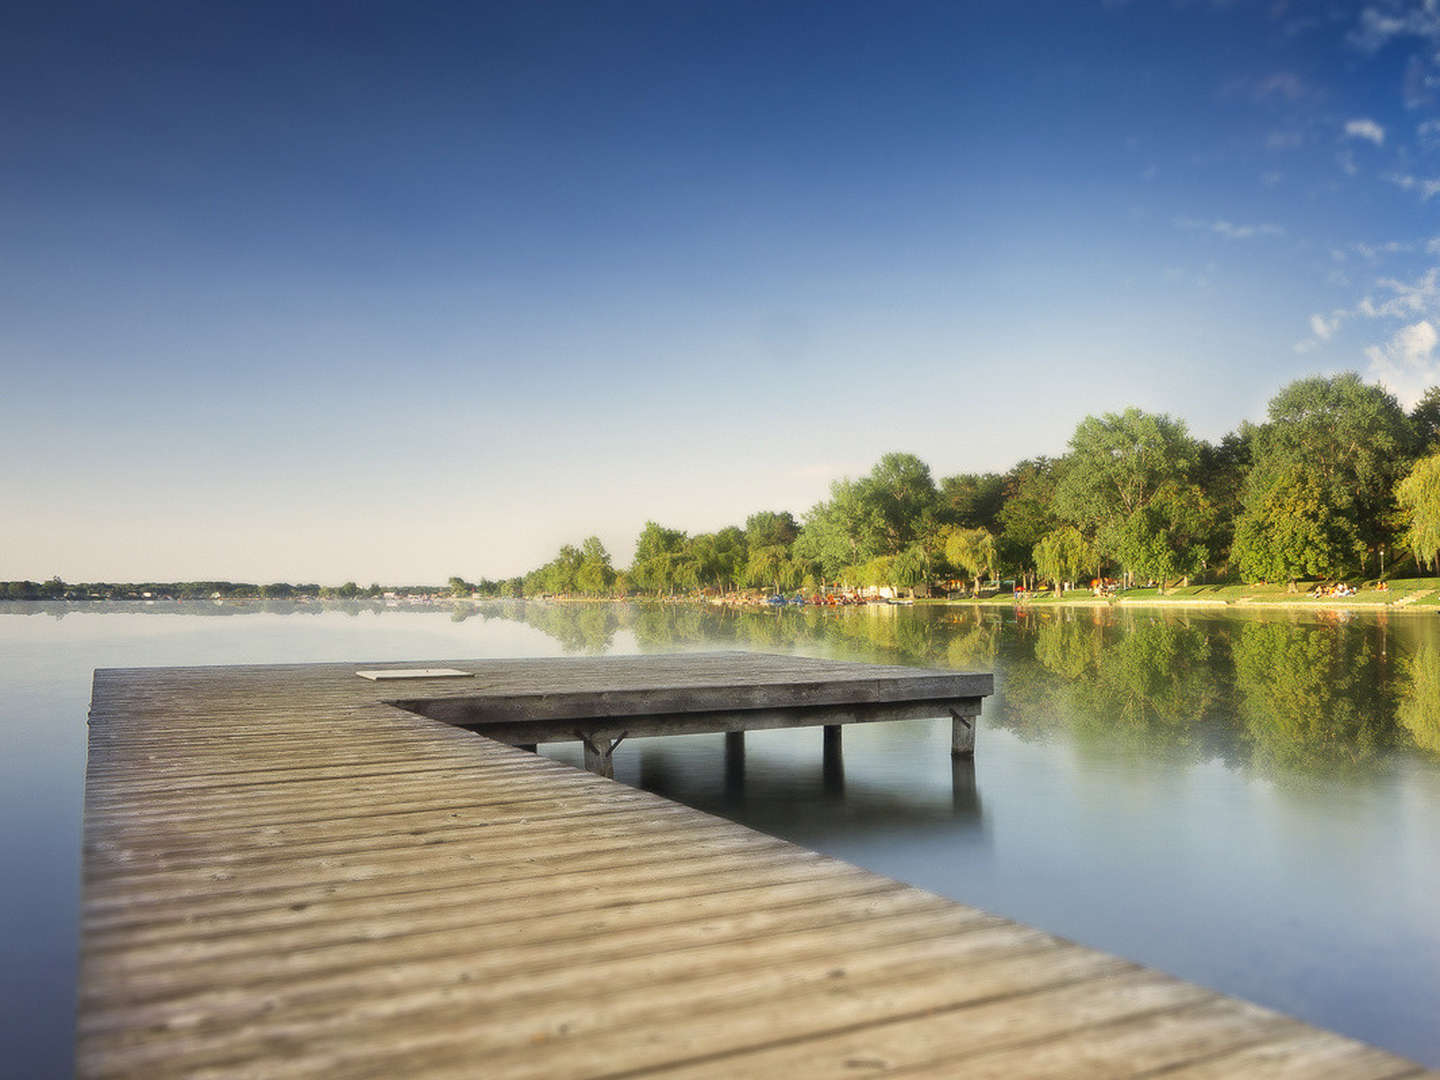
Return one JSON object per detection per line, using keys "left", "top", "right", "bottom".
{"left": 933, "top": 577, "right": 1440, "bottom": 610}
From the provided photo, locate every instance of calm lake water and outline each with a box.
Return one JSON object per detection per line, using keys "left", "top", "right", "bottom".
{"left": 7, "top": 599, "right": 1440, "bottom": 1073}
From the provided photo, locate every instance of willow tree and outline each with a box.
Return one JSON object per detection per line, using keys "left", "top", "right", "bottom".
{"left": 1396, "top": 452, "right": 1440, "bottom": 573}
{"left": 1031, "top": 526, "right": 1097, "bottom": 595}
{"left": 944, "top": 527, "right": 998, "bottom": 595}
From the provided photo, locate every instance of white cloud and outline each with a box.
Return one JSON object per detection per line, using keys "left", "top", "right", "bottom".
{"left": 1260, "top": 169, "right": 1284, "bottom": 188}
{"left": 1419, "top": 118, "right": 1440, "bottom": 143}
{"left": 1266, "top": 131, "right": 1303, "bottom": 150}
{"left": 1344, "top": 117, "right": 1386, "bottom": 144}
{"left": 1362, "top": 268, "right": 1440, "bottom": 319}
{"left": 1354, "top": 240, "right": 1415, "bottom": 260}
{"left": 1174, "top": 217, "right": 1284, "bottom": 239}
{"left": 1366, "top": 320, "right": 1440, "bottom": 407}
{"left": 1350, "top": 4, "right": 1440, "bottom": 53}
{"left": 1337, "top": 150, "right": 1359, "bottom": 176}
{"left": 1387, "top": 172, "right": 1440, "bottom": 199}
{"left": 1310, "top": 313, "right": 1341, "bottom": 340}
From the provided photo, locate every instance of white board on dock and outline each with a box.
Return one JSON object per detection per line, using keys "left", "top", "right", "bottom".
{"left": 355, "top": 668, "right": 474, "bottom": 681}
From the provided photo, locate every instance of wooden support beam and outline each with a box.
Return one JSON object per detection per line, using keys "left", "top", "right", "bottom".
{"left": 448, "top": 697, "right": 983, "bottom": 745}
{"left": 951, "top": 710, "right": 975, "bottom": 758}
{"left": 952, "top": 756, "right": 980, "bottom": 816}
{"left": 578, "top": 731, "right": 627, "bottom": 779}
{"left": 724, "top": 730, "right": 745, "bottom": 794}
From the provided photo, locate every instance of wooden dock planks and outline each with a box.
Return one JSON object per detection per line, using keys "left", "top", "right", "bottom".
{"left": 77, "top": 655, "right": 1435, "bottom": 1079}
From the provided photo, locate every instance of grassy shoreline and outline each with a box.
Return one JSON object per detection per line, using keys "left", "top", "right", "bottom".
{"left": 918, "top": 578, "right": 1440, "bottom": 613}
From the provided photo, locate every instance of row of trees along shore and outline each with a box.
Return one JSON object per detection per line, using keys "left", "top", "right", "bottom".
{"left": 482, "top": 374, "right": 1440, "bottom": 598}
{"left": 9, "top": 374, "right": 1440, "bottom": 604}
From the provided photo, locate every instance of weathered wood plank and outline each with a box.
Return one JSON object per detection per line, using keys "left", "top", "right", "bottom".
{"left": 76, "top": 654, "right": 1434, "bottom": 1080}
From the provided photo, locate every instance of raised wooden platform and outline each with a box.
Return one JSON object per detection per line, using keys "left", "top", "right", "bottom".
{"left": 78, "top": 654, "right": 1433, "bottom": 1078}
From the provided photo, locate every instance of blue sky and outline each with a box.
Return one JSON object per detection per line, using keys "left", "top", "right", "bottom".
{"left": 4, "top": 0, "right": 1440, "bottom": 582}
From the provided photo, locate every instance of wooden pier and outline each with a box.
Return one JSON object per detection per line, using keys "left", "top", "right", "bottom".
{"left": 79, "top": 653, "right": 1433, "bottom": 1078}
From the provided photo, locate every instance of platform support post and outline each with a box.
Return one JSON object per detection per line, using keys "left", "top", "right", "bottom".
{"left": 951, "top": 710, "right": 975, "bottom": 758}
{"left": 822, "top": 725, "right": 844, "bottom": 795}
{"left": 578, "top": 732, "right": 627, "bottom": 779}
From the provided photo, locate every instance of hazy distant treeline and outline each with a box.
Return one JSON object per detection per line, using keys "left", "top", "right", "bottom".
{"left": 0, "top": 580, "right": 446, "bottom": 602}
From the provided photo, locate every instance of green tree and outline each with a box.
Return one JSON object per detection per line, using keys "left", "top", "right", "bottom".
{"left": 937, "top": 473, "right": 1006, "bottom": 531}
{"left": 794, "top": 479, "right": 882, "bottom": 582}
{"left": 997, "top": 458, "right": 1061, "bottom": 586}
{"left": 1411, "top": 386, "right": 1440, "bottom": 451}
{"left": 744, "top": 544, "right": 801, "bottom": 594}
{"left": 945, "top": 527, "right": 999, "bottom": 594}
{"left": 1395, "top": 451, "right": 1440, "bottom": 573}
{"left": 575, "top": 536, "right": 616, "bottom": 595}
{"left": 631, "top": 521, "right": 688, "bottom": 594}
{"left": 1196, "top": 431, "right": 1251, "bottom": 573}
{"left": 744, "top": 510, "right": 799, "bottom": 551}
{"left": 1031, "top": 526, "right": 1098, "bottom": 595}
{"left": 891, "top": 543, "right": 931, "bottom": 597}
{"left": 1112, "top": 487, "right": 1214, "bottom": 590}
{"left": 860, "top": 452, "right": 940, "bottom": 553}
{"left": 1053, "top": 408, "right": 1206, "bottom": 585}
{"left": 1236, "top": 374, "right": 1413, "bottom": 579}
{"left": 448, "top": 576, "right": 471, "bottom": 597}
{"left": 1232, "top": 463, "right": 1362, "bottom": 583}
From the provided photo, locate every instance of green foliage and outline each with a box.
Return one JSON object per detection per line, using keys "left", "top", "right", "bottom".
{"left": 1075, "top": 621, "right": 1214, "bottom": 739}
{"left": 937, "top": 473, "right": 1005, "bottom": 531}
{"left": 861, "top": 453, "right": 940, "bottom": 552}
{"left": 1411, "top": 386, "right": 1440, "bottom": 452}
{"left": 1112, "top": 486, "right": 1213, "bottom": 588}
{"left": 794, "top": 479, "right": 884, "bottom": 581}
{"left": 1237, "top": 374, "right": 1413, "bottom": 573}
{"left": 744, "top": 510, "right": 799, "bottom": 551}
{"left": 1031, "top": 526, "right": 1097, "bottom": 592}
{"left": 1397, "top": 643, "right": 1440, "bottom": 754}
{"left": 891, "top": 543, "right": 931, "bottom": 591}
{"left": 997, "top": 458, "right": 1060, "bottom": 577}
{"left": 575, "top": 536, "right": 617, "bottom": 595}
{"left": 631, "top": 521, "right": 689, "bottom": 594}
{"left": 1395, "top": 452, "right": 1440, "bottom": 573}
{"left": 945, "top": 527, "right": 999, "bottom": 592}
{"left": 1196, "top": 432, "right": 1251, "bottom": 572}
{"left": 743, "top": 544, "right": 801, "bottom": 593}
{"left": 1232, "top": 620, "right": 1395, "bottom": 770}
{"left": 1232, "top": 463, "right": 1363, "bottom": 583}
{"left": 1053, "top": 407, "right": 1207, "bottom": 582}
